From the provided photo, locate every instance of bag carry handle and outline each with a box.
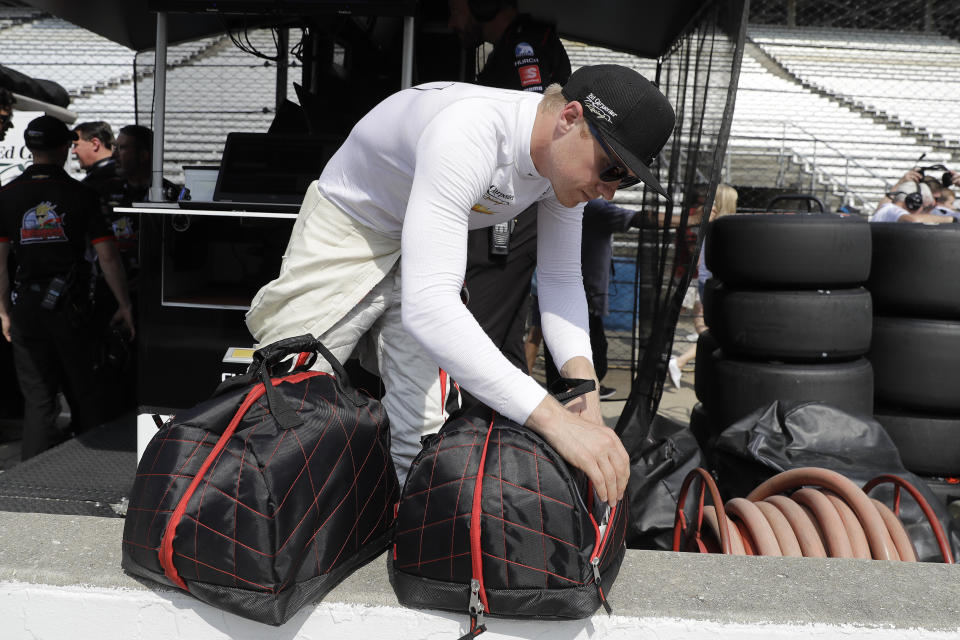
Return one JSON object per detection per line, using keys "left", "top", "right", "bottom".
{"left": 548, "top": 377, "right": 597, "bottom": 404}
{"left": 251, "top": 334, "right": 367, "bottom": 430}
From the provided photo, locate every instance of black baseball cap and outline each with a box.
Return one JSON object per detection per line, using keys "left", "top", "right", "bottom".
{"left": 24, "top": 115, "right": 78, "bottom": 150}
{"left": 562, "top": 65, "right": 675, "bottom": 200}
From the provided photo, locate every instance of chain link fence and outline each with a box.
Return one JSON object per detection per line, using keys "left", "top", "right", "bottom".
{"left": 729, "top": 0, "right": 960, "bottom": 213}
{"left": 135, "top": 27, "right": 301, "bottom": 183}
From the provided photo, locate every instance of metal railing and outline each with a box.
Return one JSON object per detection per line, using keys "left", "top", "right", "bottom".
{"left": 728, "top": 119, "right": 889, "bottom": 210}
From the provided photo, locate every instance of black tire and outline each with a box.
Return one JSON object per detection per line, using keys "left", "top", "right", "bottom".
{"left": 704, "top": 283, "right": 872, "bottom": 362}
{"left": 869, "top": 316, "right": 960, "bottom": 413}
{"left": 693, "top": 330, "right": 720, "bottom": 409}
{"left": 874, "top": 407, "right": 960, "bottom": 476}
{"left": 711, "top": 357, "right": 874, "bottom": 427}
{"left": 869, "top": 222, "right": 960, "bottom": 318}
{"left": 705, "top": 213, "right": 871, "bottom": 287}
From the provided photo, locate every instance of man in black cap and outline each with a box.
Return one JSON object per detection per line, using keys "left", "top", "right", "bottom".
{"left": 0, "top": 115, "right": 135, "bottom": 459}
{"left": 247, "top": 65, "right": 674, "bottom": 499}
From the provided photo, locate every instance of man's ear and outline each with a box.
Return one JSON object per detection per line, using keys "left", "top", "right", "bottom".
{"left": 558, "top": 100, "right": 584, "bottom": 132}
{"left": 90, "top": 138, "right": 101, "bottom": 152}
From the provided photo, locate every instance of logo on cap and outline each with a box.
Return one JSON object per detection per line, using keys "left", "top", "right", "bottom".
{"left": 583, "top": 92, "right": 617, "bottom": 123}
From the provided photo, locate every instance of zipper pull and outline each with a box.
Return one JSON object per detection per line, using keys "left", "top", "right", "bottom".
{"left": 592, "top": 557, "right": 613, "bottom": 615}
{"left": 456, "top": 578, "right": 487, "bottom": 639}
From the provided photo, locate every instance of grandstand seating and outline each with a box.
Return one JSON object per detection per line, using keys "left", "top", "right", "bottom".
{"left": 751, "top": 25, "right": 960, "bottom": 147}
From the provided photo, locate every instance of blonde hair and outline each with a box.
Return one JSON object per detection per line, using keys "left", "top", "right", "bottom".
{"left": 539, "top": 83, "right": 566, "bottom": 113}
{"left": 713, "top": 183, "right": 738, "bottom": 217}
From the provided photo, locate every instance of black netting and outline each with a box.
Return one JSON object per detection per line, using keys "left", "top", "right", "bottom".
{"left": 616, "top": 0, "right": 748, "bottom": 449}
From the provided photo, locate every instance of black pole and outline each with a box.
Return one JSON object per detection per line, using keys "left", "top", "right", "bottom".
{"left": 275, "top": 27, "right": 289, "bottom": 112}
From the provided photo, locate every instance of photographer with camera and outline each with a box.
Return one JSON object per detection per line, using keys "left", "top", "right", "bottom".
{"left": 870, "top": 165, "right": 959, "bottom": 223}
{"left": 0, "top": 116, "right": 134, "bottom": 460}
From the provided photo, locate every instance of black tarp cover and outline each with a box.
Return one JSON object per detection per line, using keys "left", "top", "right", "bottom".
{"left": 0, "top": 64, "right": 69, "bottom": 108}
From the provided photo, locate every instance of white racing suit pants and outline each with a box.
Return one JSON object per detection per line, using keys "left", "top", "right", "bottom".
{"left": 246, "top": 183, "right": 447, "bottom": 483}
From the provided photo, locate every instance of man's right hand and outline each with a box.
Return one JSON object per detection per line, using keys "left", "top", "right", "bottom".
{"left": 524, "top": 394, "right": 630, "bottom": 505}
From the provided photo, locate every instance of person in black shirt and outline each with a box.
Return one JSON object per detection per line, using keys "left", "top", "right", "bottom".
{"left": 72, "top": 121, "right": 116, "bottom": 190}
{"left": 448, "top": 0, "right": 571, "bottom": 377}
{"left": 0, "top": 115, "right": 134, "bottom": 460}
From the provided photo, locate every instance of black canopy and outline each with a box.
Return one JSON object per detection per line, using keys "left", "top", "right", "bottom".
{"left": 23, "top": 0, "right": 710, "bottom": 58}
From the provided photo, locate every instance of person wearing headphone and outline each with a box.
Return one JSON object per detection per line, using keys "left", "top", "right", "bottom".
{"left": 870, "top": 179, "right": 957, "bottom": 223}
{"left": 447, "top": 0, "right": 573, "bottom": 399}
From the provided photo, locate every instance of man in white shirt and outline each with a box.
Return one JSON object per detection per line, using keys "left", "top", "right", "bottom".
{"left": 246, "top": 65, "right": 675, "bottom": 504}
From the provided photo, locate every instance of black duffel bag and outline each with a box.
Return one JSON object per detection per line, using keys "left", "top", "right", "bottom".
{"left": 388, "top": 380, "right": 627, "bottom": 638}
{"left": 122, "top": 335, "right": 399, "bottom": 625}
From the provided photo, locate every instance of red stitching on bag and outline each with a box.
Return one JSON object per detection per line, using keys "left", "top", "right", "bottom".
{"left": 534, "top": 442, "right": 547, "bottom": 588}
{"left": 173, "top": 550, "right": 274, "bottom": 591}
{"left": 480, "top": 512, "right": 579, "bottom": 549}
{"left": 396, "top": 511, "right": 471, "bottom": 536}
{"left": 482, "top": 475, "right": 574, "bottom": 509}
{"left": 192, "top": 429, "right": 242, "bottom": 583}
{"left": 417, "top": 432, "right": 445, "bottom": 570}
{"left": 158, "top": 371, "right": 323, "bottom": 591}
{"left": 180, "top": 514, "right": 275, "bottom": 557}
{"left": 160, "top": 384, "right": 267, "bottom": 590}
{"left": 449, "top": 432, "right": 479, "bottom": 580}
{"left": 146, "top": 433, "right": 213, "bottom": 559}
{"left": 394, "top": 550, "right": 471, "bottom": 570}
{"left": 274, "top": 403, "right": 360, "bottom": 536}
{"left": 324, "top": 452, "right": 390, "bottom": 572}
{"left": 404, "top": 473, "right": 480, "bottom": 500}
{"left": 501, "top": 442, "right": 557, "bottom": 465}
{"left": 278, "top": 418, "right": 385, "bottom": 588}
{"left": 498, "top": 430, "right": 508, "bottom": 589}
{"left": 361, "top": 484, "right": 397, "bottom": 545}
{"left": 276, "top": 410, "right": 364, "bottom": 553}
{"left": 479, "top": 550, "right": 583, "bottom": 585}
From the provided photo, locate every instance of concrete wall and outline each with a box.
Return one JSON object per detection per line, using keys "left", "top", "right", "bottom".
{"left": 1, "top": 512, "right": 959, "bottom": 639}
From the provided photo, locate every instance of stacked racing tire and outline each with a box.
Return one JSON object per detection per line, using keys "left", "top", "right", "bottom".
{"left": 868, "top": 223, "right": 960, "bottom": 497}
{"left": 692, "top": 213, "right": 875, "bottom": 451}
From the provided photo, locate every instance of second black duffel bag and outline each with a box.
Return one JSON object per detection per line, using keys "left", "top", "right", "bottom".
{"left": 389, "top": 380, "right": 627, "bottom": 638}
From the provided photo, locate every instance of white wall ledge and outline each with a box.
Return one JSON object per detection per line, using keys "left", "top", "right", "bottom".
{"left": 1, "top": 512, "right": 959, "bottom": 639}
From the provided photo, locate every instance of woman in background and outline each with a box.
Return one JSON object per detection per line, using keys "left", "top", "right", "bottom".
{"left": 668, "top": 183, "right": 738, "bottom": 388}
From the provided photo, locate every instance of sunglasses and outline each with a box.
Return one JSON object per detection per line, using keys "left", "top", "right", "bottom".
{"left": 587, "top": 121, "right": 640, "bottom": 189}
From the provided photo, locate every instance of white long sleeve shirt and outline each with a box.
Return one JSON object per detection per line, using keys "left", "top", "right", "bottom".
{"left": 318, "top": 82, "right": 592, "bottom": 423}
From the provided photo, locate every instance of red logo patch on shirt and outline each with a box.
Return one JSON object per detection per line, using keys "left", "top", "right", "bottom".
{"left": 518, "top": 65, "right": 542, "bottom": 87}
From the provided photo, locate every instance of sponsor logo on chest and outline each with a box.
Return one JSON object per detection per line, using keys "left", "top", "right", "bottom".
{"left": 472, "top": 184, "right": 515, "bottom": 214}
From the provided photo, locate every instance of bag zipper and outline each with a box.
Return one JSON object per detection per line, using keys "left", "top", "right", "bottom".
{"left": 456, "top": 414, "right": 496, "bottom": 640}
{"left": 158, "top": 371, "right": 322, "bottom": 590}
{"left": 589, "top": 500, "right": 618, "bottom": 614}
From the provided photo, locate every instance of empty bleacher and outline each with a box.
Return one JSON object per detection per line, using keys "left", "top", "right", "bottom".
{"left": 751, "top": 25, "right": 960, "bottom": 148}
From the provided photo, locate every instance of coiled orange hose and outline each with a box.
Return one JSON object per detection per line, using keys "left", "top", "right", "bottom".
{"left": 672, "top": 467, "right": 953, "bottom": 563}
